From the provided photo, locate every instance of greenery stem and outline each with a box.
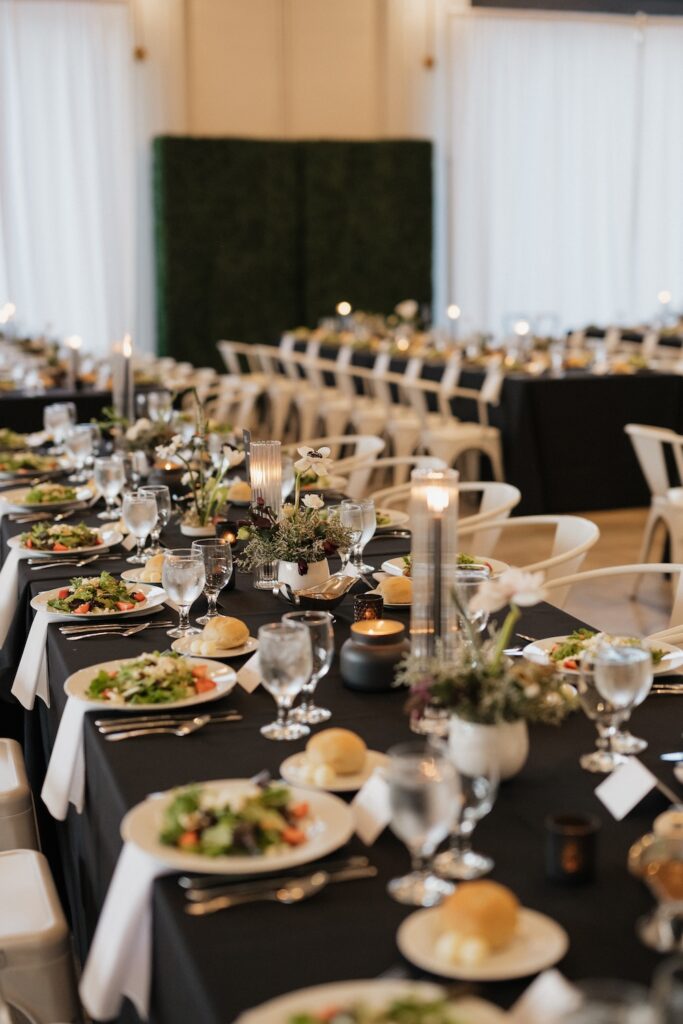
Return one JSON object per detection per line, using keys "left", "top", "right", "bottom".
{"left": 491, "top": 604, "right": 520, "bottom": 672}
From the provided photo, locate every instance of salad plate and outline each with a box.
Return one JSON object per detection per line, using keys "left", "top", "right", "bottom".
{"left": 171, "top": 635, "right": 258, "bottom": 659}
{"left": 0, "top": 483, "right": 92, "bottom": 511}
{"left": 0, "top": 452, "right": 65, "bottom": 480}
{"left": 9, "top": 524, "right": 122, "bottom": 556}
{"left": 122, "top": 779, "right": 354, "bottom": 875}
{"left": 64, "top": 653, "right": 236, "bottom": 710}
{"left": 31, "top": 573, "right": 166, "bottom": 618}
{"left": 300, "top": 473, "right": 348, "bottom": 493}
{"left": 381, "top": 554, "right": 509, "bottom": 579}
{"left": 121, "top": 567, "right": 158, "bottom": 584}
{"left": 279, "top": 749, "right": 389, "bottom": 793}
{"left": 375, "top": 507, "right": 410, "bottom": 529}
{"left": 236, "top": 979, "right": 506, "bottom": 1024}
{"left": 0, "top": 428, "right": 32, "bottom": 452}
{"left": 522, "top": 631, "right": 683, "bottom": 676}
{"left": 397, "top": 905, "right": 569, "bottom": 982}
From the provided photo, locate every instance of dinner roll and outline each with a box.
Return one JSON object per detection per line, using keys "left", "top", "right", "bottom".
{"left": 306, "top": 728, "right": 367, "bottom": 775}
{"left": 139, "top": 552, "right": 164, "bottom": 583}
{"left": 202, "top": 615, "right": 249, "bottom": 649}
{"left": 227, "top": 480, "right": 251, "bottom": 503}
{"left": 377, "top": 575, "right": 412, "bottom": 604}
{"left": 439, "top": 881, "right": 519, "bottom": 951}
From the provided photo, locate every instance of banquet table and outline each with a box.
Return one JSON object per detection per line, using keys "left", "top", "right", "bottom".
{"left": 0, "top": 513, "right": 681, "bottom": 1023}
{"left": 0, "top": 387, "right": 115, "bottom": 433}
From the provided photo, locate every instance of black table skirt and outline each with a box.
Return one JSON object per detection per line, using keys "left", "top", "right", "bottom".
{"left": 0, "top": 388, "right": 115, "bottom": 433}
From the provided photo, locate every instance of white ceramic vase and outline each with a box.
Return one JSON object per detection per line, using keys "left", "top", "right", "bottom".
{"left": 180, "top": 522, "right": 216, "bottom": 537}
{"left": 277, "top": 557, "right": 330, "bottom": 593}
{"left": 448, "top": 713, "right": 529, "bottom": 781}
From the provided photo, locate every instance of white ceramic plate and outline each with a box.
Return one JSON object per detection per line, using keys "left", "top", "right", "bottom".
{"left": 122, "top": 778, "right": 354, "bottom": 875}
{"left": 301, "top": 474, "right": 348, "bottom": 493}
{"left": 64, "top": 656, "right": 236, "bottom": 711}
{"left": 522, "top": 636, "right": 683, "bottom": 677}
{"left": 366, "top": 577, "right": 411, "bottom": 610}
{"left": 279, "top": 750, "right": 389, "bottom": 793}
{"left": 9, "top": 528, "right": 122, "bottom": 557}
{"left": 381, "top": 555, "right": 509, "bottom": 578}
{"left": 171, "top": 635, "right": 258, "bottom": 659}
{"left": 397, "top": 905, "right": 569, "bottom": 981}
{"left": 121, "top": 567, "right": 159, "bottom": 584}
{"left": 236, "top": 979, "right": 506, "bottom": 1024}
{"left": 31, "top": 582, "right": 166, "bottom": 619}
{"left": 0, "top": 484, "right": 92, "bottom": 511}
{"left": 0, "top": 458, "right": 65, "bottom": 481}
{"left": 375, "top": 507, "right": 410, "bottom": 529}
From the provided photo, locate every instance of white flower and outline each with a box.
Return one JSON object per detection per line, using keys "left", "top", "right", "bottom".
{"left": 125, "top": 425, "right": 139, "bottom": 441}
{"left": 395, "top": 299, "right": 419, "bottom": 321}
{"left": 222, "top": 445, "right": 245, "bottom": 469}
{"left": 524, "top": 684, "right": 540, "bottom": 699}
{"left": 545, "top": 692, "right": 561, "bottom": 706}
{"left": 294, "top": 446, "right": 333, "bottom": 475}
{"left": 155, "top": 441, "right": 180, "bottom": 461}
{"left": 302, "top": 494, "right": 324, "bottom": 510}
{"left": 469, "top": 568, "right": 548, "bottom": 614}
{"left": 181, "top": 471, "right": 192, "bottom": 486}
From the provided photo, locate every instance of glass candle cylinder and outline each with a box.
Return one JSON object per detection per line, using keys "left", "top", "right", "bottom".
{"left": 409, "top": 468, "right": 459, "bottom": 660}
{"left": 249, "top": 440, "right": 282, "bottom": 590}
{"left": 353, "top": 593, "right": 384, "bottom": 622}
{"left": 112, "top": 334, "right": 135, "bottom": 423}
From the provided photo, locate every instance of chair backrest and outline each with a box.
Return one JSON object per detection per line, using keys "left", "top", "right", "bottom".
{"left": 217, "top": 340, "right": 264, "bottom": 378}
{"left": 365, "top": 455, "right": 447, "bottom": 493}
{"left": 624, "top": 423, "right": 683, "bottom": 499}
{"left": 284, "top": 434, "right": 385, "bottom": 496}
{"left": 545, "top": 563, "right": 683, "bottom": 629}
{"left": 367, "top": 480, "right": 520, "bottom": 531}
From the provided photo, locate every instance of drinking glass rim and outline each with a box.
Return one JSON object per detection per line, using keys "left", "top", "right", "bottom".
{"left": 282, "top": 610, "right": 333, "bottom": 625}
{"left": 163, "top": 548, "right": 204, "bottom": 560}
{"left": 139, "top": 484, "right": 171, "bottom": 495}
{"left": 258, "top": 620, "right": 309, "bottom": 640}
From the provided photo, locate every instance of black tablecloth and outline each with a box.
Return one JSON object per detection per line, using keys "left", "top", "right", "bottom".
{"left": 0, "top": 388, "right": 114, "bottom": 433}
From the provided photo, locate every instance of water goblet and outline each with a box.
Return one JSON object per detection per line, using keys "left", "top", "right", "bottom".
{"left": 94, "top": 455, "right": 125, "bottom": 520}
{"left": 162, "top": 549, "right": 206, "bottom": 638}
{"left": 386, "top": 740, "right": 458, "bottom": 907}
{"left": 594, "top": 642, "right": 653, "bottom": 760}
{"left": 282, "top": 610, "right": 334, "bottom": 724}
{"left": 344, "top": 497, "right": 376, "bottom": 574}
{"left": 122, "top": 490, "right": 158, "bottom": 565}
{"left": 281, "top": 455, "right": 295, "bottom": 503}
{"left": 191, "top": 539, "right": 233, "bottom": 624}
{"left": 257, "top": 621, "right": 313, "bottom": 740}
{"left": 453, "top": 568, "right": 491, "bottom": 640}
{"left": 65, "top": 424, "right": 95, "bottom": 483}
{"left": 146, "top": 389, "right": 174, "bottom": 424}
{"left": 139, "top": 485, "right": 172, "bottom": 555}
{"left": 434, "top": 743, "right": 499, "bottom": 881}
{"left": 328, "top": 503, "right": 363, "bottom": 572}
{"left": 44, "top": 401, "right": 76, "bottom": 451}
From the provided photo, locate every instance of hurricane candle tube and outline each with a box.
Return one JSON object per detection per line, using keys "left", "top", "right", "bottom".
{"left": 409, "top": 468, "right": 459, "bottom": 661}
{"left": 65, "top": 335, "right": 82, "bottom": 390}
{"left": 112, "top": 334, "right": 134, "bottom": 423}
{"left": 250, "top": 440, "right": 282, "bottom": 590}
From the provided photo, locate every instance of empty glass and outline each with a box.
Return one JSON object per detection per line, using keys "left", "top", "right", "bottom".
{"left": 386, "top": 741, "right": 458, "bottom": 907}
{"left": 43, "top": 401, "right": 76, "bottom": 450}
{"left": 94, "top": 456, "right": 125, "bottom": 520}
{"left": 281, "top": 455, "right": 295, "bottom": 503}
{"left": 282, "top": 610, "right": 334, "bottom": 724}
{"left": 434, "top": 744, "right": 499, "bottom": 881}
{"left": 344, "top": 497, "right": 376, "bottom": 574}
{"left": 328, "top": 503, "right": 363, "bottom": 572}
{"left": 139, "top": 485, "right": 172, "bottom": 555}
{"left": 146, "top": 389, "right": 174, "bottom": 423}
{"left": 191, "top": 539, "right": 233, "bottom": 624}
{"left": 453, "top": 568, "right": 491, "bottom": 640}
{"left": 162, "top": 549, "right": 206, "bottom": 638}
{"left": 258, "top": 621, "right": 313, "bottom": 740}
{"left": 65, "top": 424, "right": 96, "bottom": 483}
{"left": 122, "top": 490, "right": 158, "bottom": 565}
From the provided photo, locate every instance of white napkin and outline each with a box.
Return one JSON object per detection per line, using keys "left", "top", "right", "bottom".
{"left": 510, "top": 969, "right": 581, "bottom": 1023}
{"left": 41, "top": 697, "right": 87, "bottom": 818}
{"left": 11, "top": 610, "right": 54, "bottom": 709}
{"left": 0, "top": 547, "right": 24, "bottom": 645}
{"left": 236, "top": 650, "right": 260, "bottom": 692}
{"left": 79, "top": 842, "right": 174, "bottom": 1021}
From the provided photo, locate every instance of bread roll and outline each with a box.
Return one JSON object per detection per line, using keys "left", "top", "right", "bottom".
{"left": 306, "top": 728, "right": 367, "bottom": 775}
{"left": 439, "top": 881, "right": 519, "bottom": 951}
{"left": 227, "top": 480, "right": 251, "bottom": 502}
{"left": 201, "top": 615, "right": 249, "bottom": 649}
{"left": 139, "top": 552, "right": 164, "bottom": 583}
{"left": 378, "top": 575, "right": 412, "bottom": 604}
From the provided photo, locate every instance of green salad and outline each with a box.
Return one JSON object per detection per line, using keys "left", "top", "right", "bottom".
{"left": 20, "top": 522, "right": 100, "bottom": 551}
{"left": 549, "top": 629, "right": 665, "bottom": 669}
{"left": 47, "top": 571, "right": 147, "bottom": 615}
{"left": 0, "top": 452, "right": 58, "bottom": 473}
{"left": 25, "top": 483, "right": 77, "bottom": 505}
{"left": 376, "top": 510, "right": 392, "bottom": 527}
{"left": 0, "top": 428, "right": 27, "bottom": 451}
{"left": 288, "top": 998, "right": 463, "bottom": 1024}
{"left": 86, "top": 652, "right": 217, "bottom": 704}
{"left": 401, "top": 553, "right": 491, "bottom": 577}
{"left": 300, "top": 469, "right": 331, "bottom": 488}
{"left": 160, "top": 783, "right": 311, "bottom": 857}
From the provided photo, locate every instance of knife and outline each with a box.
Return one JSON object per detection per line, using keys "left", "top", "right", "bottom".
{"left": 96, "top": 710, "right": 242, "bottom": 732}
{"left": 185, "top": 865, "right": 378, "bottom": 913}
{"left": 178, "top": 853, "right": 370, "bottom": 891}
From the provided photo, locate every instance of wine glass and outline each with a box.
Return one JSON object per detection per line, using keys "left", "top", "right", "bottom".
{"left": 191, "top": 539, "right": 233, "bottom": 624}
{"left": 122, "top": 490, "right": 158, "bottom": 565}
{"left": 281, "top": 455, "right": 295, "bottom": 503}
{"left": 162, "top": 548, "right": 206, "bottom": 638}
{"left": 453, "top": 568, "right": 491, "bottom": 639}
{"left": 559, "top": 981, "right": 658, "bottom": 1023}
{"left": 44, "top": 401, "right": 75, "bottom": 450}
{"left": 344, "top": 497, "right": 376, "bottom": 574}
{"left": 94, "top": 455, "right": 126, "bottom": 520}
{"left": 257, "top": 621, "right": 313, "bottom": 741}
{"left": 146, "top": 389, "right": 174, "bottom": 423}
{"left": 385, "top": 740, "right": 458, "bottom": 907}
{"left": 603, "top": 645, "right": 655, "bottom": 757}
{"left": 65, "top": 424, "right": 95, "bottom": 483}
{"left": 328, "top": 503, "right": 363, "bottom": 572}
{"left": 433, "top": 743, "right": 499, "bottom": 881}
{"left": 139, "top": 485, "right": 172, "bottom": 555}
{"left": 594, "top": 642, "right": 653, "bottom": 760}
{"left": 282, "top": 610, "right": 334, "bottom": 724}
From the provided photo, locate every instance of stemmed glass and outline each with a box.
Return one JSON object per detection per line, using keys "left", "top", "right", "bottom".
{"left": 65, "top": 424, "right": 96, "bottom": 483}
{"left": 43, "top": 401, "right": 75, "bottom": 451}
{"left": 453, "top": 568, "right": 491, "bottom": 639}
{"left": 146, "top": 390, "right": 174, "bottom": 423}
{"left": 94, "top": 456, "right": 125, "bottom": 520}
{"left": 281, "top": 456, "right": 295, "bottom": 503}
{"left": 434, "top": 744, "right": 499, "bottom": 881}
{"left": 328, "top": 503, "right": 363, "bottom": 572}
{"left": 385, "top": 740, "right": 458, "bottom": 907}
{"left": 139, "top": 485, "right": 172, "bottom": 555}
{"left": 257, "top": 621, "right": 313, "bottom": 741}
{"left": 344, "top": 497, "right": 376, "bottom": 574}
{"left": 282, "top": 610, "right": 334, "bottom": 724}
{"left": 162, "top": 549, "right": 206, "bottom": 638}
{"left": 122, "top": 490, "right": 158, "bottom": 565}
{"left": 191, "top": 539, "right": 233, "bottom": 624}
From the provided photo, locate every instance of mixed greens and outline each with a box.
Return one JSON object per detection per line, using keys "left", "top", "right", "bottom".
{"left": 25, "top": 483, "right": 77, "bottom": 505}
{"left": 86, "top": 652, "right": 217, "bottom": 704}
{"left": 549, "top": 629, "right": 665, "bottom": 670}
{"left": 376, "top": 511, "right": 392, "bottom": 527}
{"left": 401, "top": 553, "right": 492, "bottom": 577}
{"left": 0, "top": 428, "right": 28, "bottom": 451}
{"left": 47, "top": 571, "right": 148, "bottom": 615}
{"left": 160, "top": 783, "right": 310, "bottom": 857}
{"left": 20, "top": 522, "right": 101, "bottom": 551}
{"left": 300, "top": 469, "right": 331, "bottom": 489}
{"left": 288, "top": 998, "right": 464, "bottom": 1024}
{"left": 0, "top": 452, "right": 58, "bottom": 473}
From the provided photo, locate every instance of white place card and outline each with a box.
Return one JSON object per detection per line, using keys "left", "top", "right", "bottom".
{"left": 351, "top": 768, "right": 391, "bottom": 846}
{"left": 510, "top": 970, "right": 582, "bottom": 1023}
{"left": 122, "top": 533, "right": 137, "bottom": 551}
{"left": 236, "top": 651, "right": 260, "bottom": 693}
{"left": 595, "top": 757, "right": 657, "bottom": 821}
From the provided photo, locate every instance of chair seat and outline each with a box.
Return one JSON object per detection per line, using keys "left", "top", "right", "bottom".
{"left": 0, "top": 850, "right": 66, "bottom": 951}
{"left": 424, "top": 421, "right": 500, "bottom": 439}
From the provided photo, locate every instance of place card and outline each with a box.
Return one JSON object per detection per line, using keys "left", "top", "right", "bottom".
{"left": 510, "top": 969, "right": 582, "bottom": 1023}
{"left": 351, "top": 769, "right": 391, "bottom": 846}
{"left": 595, "top": 757, "right": 658, "bottom": 821}
{"left": 121, "top": 533, "right": 137, "bottom": 551}
{"left": 236, "top": 651, "right": 260, "bottom": 693}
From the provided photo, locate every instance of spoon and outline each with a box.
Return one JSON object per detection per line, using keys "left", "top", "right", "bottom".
{"left": 104, "top": 715, "right": 210, "bottom": 741}
{"left": 184, "top": 871, "right": 328, "bottom": 915}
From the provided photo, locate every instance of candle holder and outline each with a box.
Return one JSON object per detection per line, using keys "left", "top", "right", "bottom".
{"left": 353, "top": 593, "right": 384, "bottom": 622}
{"left": 249, "top": 440, "right": 282, "bottom": 590}
{"left": 65, "top": 335, "right": 82, "bottom": 391}
{"left": 112, "top": 334, "right": 134, "bottom": 423}
{"left": 341, "top": 619, "right": 410, "bottom": 692}
{"left": 409, "top": 468, "right": 459, "bottom": 661}
{"left": 545, "top": 813, "right": 600, "bottom": 884}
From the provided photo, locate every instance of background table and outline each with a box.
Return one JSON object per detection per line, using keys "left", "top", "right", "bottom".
{"left": 0, "top": 388, "right": 114, "bottom": 433}
{"left": 0, "top": 513, "right": 680, "bottom": 1023}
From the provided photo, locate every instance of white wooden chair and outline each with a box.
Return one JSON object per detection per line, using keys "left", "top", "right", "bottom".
{"left": 349, "top": 355, "right": 425, "bottom": 464}
{"left": 362, "top": 455, "right": 447, "bottom": 494}
{"left": 625, "top": 423, "right": 683, "bottom": 565}
{"left": 368, "top": 480, "right": 520, "bottom": 532}
{"left": 284, "top": 433, "right": 385, "bottom": 497}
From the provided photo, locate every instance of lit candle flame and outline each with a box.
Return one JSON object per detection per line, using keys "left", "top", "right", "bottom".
{"left": 122, "top": 333, "right": 133, "bottom": 358}
{"left": 336, "top": 301, "right": 352, "bottom": 317}
{"left": 66, "top": 335, "right": 82, "bottom": 350}
{"left": 447, "top": 304, "right": 461, "bottom": 321}
{"left": 425, "top": 485, "right": 449, "bottom": 514}
{"left": 514, "top": 319, "right": 530, "bottom": 337}
{"left": 658, "top": 290, "right": 672, "bottom": 305}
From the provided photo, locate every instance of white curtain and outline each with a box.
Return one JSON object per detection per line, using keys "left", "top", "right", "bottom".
{"left": 446, "top": 12, "right": 683, "bottom": 335}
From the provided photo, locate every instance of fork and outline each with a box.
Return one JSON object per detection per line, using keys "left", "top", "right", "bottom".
{"left": 105, "top": 715, "right": 211, "bottom": 741}
{"left": 66, "top": 621, "right": 172, "bottom": 640}
{"left": 30, "top": 554, "right": 104, "bottom": 571}
{"left": 60, "top": 620, "right": 172, "bottom": 633}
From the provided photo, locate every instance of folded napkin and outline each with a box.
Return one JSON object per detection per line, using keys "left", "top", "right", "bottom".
{"left": 11, "top": 609, "right": 57, "bottom": 709}
{"left": 0, "top": 547, "right": 25, "bottom": 645}
{"left": 509, "top": 969, "right": 581, "bottom": 1023}
{"left": 236, "top": 650, "right": 260, "bottom": 692}
{"left": 41, "top": 697, "right": 87, "bottom": 818}
{"left": 79, "top": 842, "right": 174, "bottom": 1021}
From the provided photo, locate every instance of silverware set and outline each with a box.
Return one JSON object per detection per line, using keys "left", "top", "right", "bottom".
{"left": 29, "top": 553, "right": 110, "bottom": 571}
{"left": 59, "top": 619, "right": 173, "bottom": 640}
{"left": 98, "top": 710, "right": 242, "bottom": 741}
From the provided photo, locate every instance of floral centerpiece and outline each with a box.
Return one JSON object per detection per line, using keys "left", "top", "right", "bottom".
{"left": 397, "top": 569, "right": 576, "bottom": 779}
{"left": 238, "top": 446, "right": 354, "bottom": 590}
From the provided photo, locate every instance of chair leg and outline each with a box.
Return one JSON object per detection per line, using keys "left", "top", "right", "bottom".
{"left": 268, "top": 390, "right": 293, "bottom": 442}
{"left": 487, "top": 440, "right": 505, "bottom": 482}
{"left": 295, "top": 400, "right": 319, "bottom": 443}
{"left": 322, "top": 404, "right": 351, "bottom": 439}
{"left": 631, "top": 507, "right": 660, "bottom": 599}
